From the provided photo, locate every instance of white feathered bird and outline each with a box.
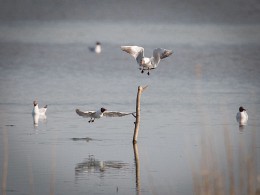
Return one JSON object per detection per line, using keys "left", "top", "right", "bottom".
{"left": 89, "top": 42, "right": 102, "bottom": 54}
{"left": 236, "top": 106, "right": 248, "bottom": 126}
{"left": 76, "top": 107, "right": 134, "bottom": 123}
{"left": 121, "top": 45, "right": 173, "bottom": 75}
{"left": 32, "top": 100, "right": 47, "bottom": 126}
{"left": 32, "top": 100, "right": 47, "bottom": 115}
{"left": 95, "top": 42, "right": 101, "bottom": 54}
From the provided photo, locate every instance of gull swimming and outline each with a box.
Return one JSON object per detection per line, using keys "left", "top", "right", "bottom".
{"left": 32, "top": 100, "right": 47, "bottom": 115}
{"left": 236, "top": 106, "right": 248, "bottom": 126}
{"left": 89, "top": 42, "right": 101, "bottom": 54}
{"left": 32, "top": 100, "right": 47, "bottom": 126}
{"left": 76, "top": 107, "right": 134, "bottom": 123}
{"left": 121, "top": 45, "right": 173, "bottom": 75}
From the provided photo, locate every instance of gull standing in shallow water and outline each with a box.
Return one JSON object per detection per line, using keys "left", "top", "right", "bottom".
{"left": 236, "top": 106, "right": 248, "bottom": 126}
{"left": 76, "top": 108, "right": 134, "bottom": 123}
{"left": 121, "top": 45, "right": 173, "bottom": 75}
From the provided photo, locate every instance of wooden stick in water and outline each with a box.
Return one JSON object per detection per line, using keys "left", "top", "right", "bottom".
{"left": 133, "top": 85, "right": 148, "bottom": 144}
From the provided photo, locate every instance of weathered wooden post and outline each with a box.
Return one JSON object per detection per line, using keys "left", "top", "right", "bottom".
{"left": 133, "top": 85, "right": 148, "bottom": 144}
{"left": 133, "top": 143, "right": 140, "bottom": 193}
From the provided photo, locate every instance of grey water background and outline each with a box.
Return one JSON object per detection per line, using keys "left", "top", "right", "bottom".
{"left": 1, "top": 0, "right": 260, "bottom": 194}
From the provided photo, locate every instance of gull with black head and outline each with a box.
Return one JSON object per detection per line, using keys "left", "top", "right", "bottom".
{"left": 89, "top": 42, "right": 102, "bottom": 54}
{"left": 76, "top": 107, "right": 134, "bottom": 123}
{"left": 236, "top": 106, "right": 248, "bottom": 126}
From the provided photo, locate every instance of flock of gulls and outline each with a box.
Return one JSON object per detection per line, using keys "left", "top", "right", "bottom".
{"left": 32, "top": 42, "right": 248, "bottom": 128}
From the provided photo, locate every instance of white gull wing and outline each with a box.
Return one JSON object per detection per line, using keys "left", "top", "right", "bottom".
{"left": 39, "top": 107, "right": 47, "bottom": 114}
{"left": 121, "top": 46, "right": 144, "bottom": 65}
{"left": 76, "top": 109, "right": 95, "bottom": 118}
{"left": 103, "top": 111, "right": 135, "bottom": 117}
{"left": 152, "top": 48, "right": 173, "bottom": 67}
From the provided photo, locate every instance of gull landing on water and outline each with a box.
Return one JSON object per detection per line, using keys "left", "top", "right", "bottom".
{"left": 236, "top": 106, "right": 248, "bottom": 126}
{"left": 121, "top": 46, "right": 173, "bottom": 75}
{"left": 76, "top": 108, "right": 134, "bottom": 123}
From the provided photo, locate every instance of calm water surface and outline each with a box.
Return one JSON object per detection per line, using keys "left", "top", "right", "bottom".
{"left": 1, "top": 19, "right": 260, "bottom": 195}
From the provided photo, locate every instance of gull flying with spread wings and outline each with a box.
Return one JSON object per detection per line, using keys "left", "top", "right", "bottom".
{"left": 121, "top": 45, "right": 173, "bottom": 75}
{"left": 76, "top": 108, "right": 134, "bottom": 123}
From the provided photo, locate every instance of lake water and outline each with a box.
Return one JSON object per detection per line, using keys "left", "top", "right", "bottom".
{"left": 1, "top": 2, "right": 260, "bottom": 195}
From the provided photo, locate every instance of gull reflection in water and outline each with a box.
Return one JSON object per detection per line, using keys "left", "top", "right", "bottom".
{"left": 75, "top": 155, "right": 128, "bottom": 176}
{"left": 239, "top": 124, "right": 246, "bottom": 132}
{"left": 32, "top": 114, "right": 47, "bottom": 127}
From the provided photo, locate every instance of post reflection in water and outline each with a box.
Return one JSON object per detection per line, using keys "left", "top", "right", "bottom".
{"left": 133, "top": 143, "right": 140, "bottom": 194}
{"left": 74, "top": 145, "right": 142, "bottom": 194}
